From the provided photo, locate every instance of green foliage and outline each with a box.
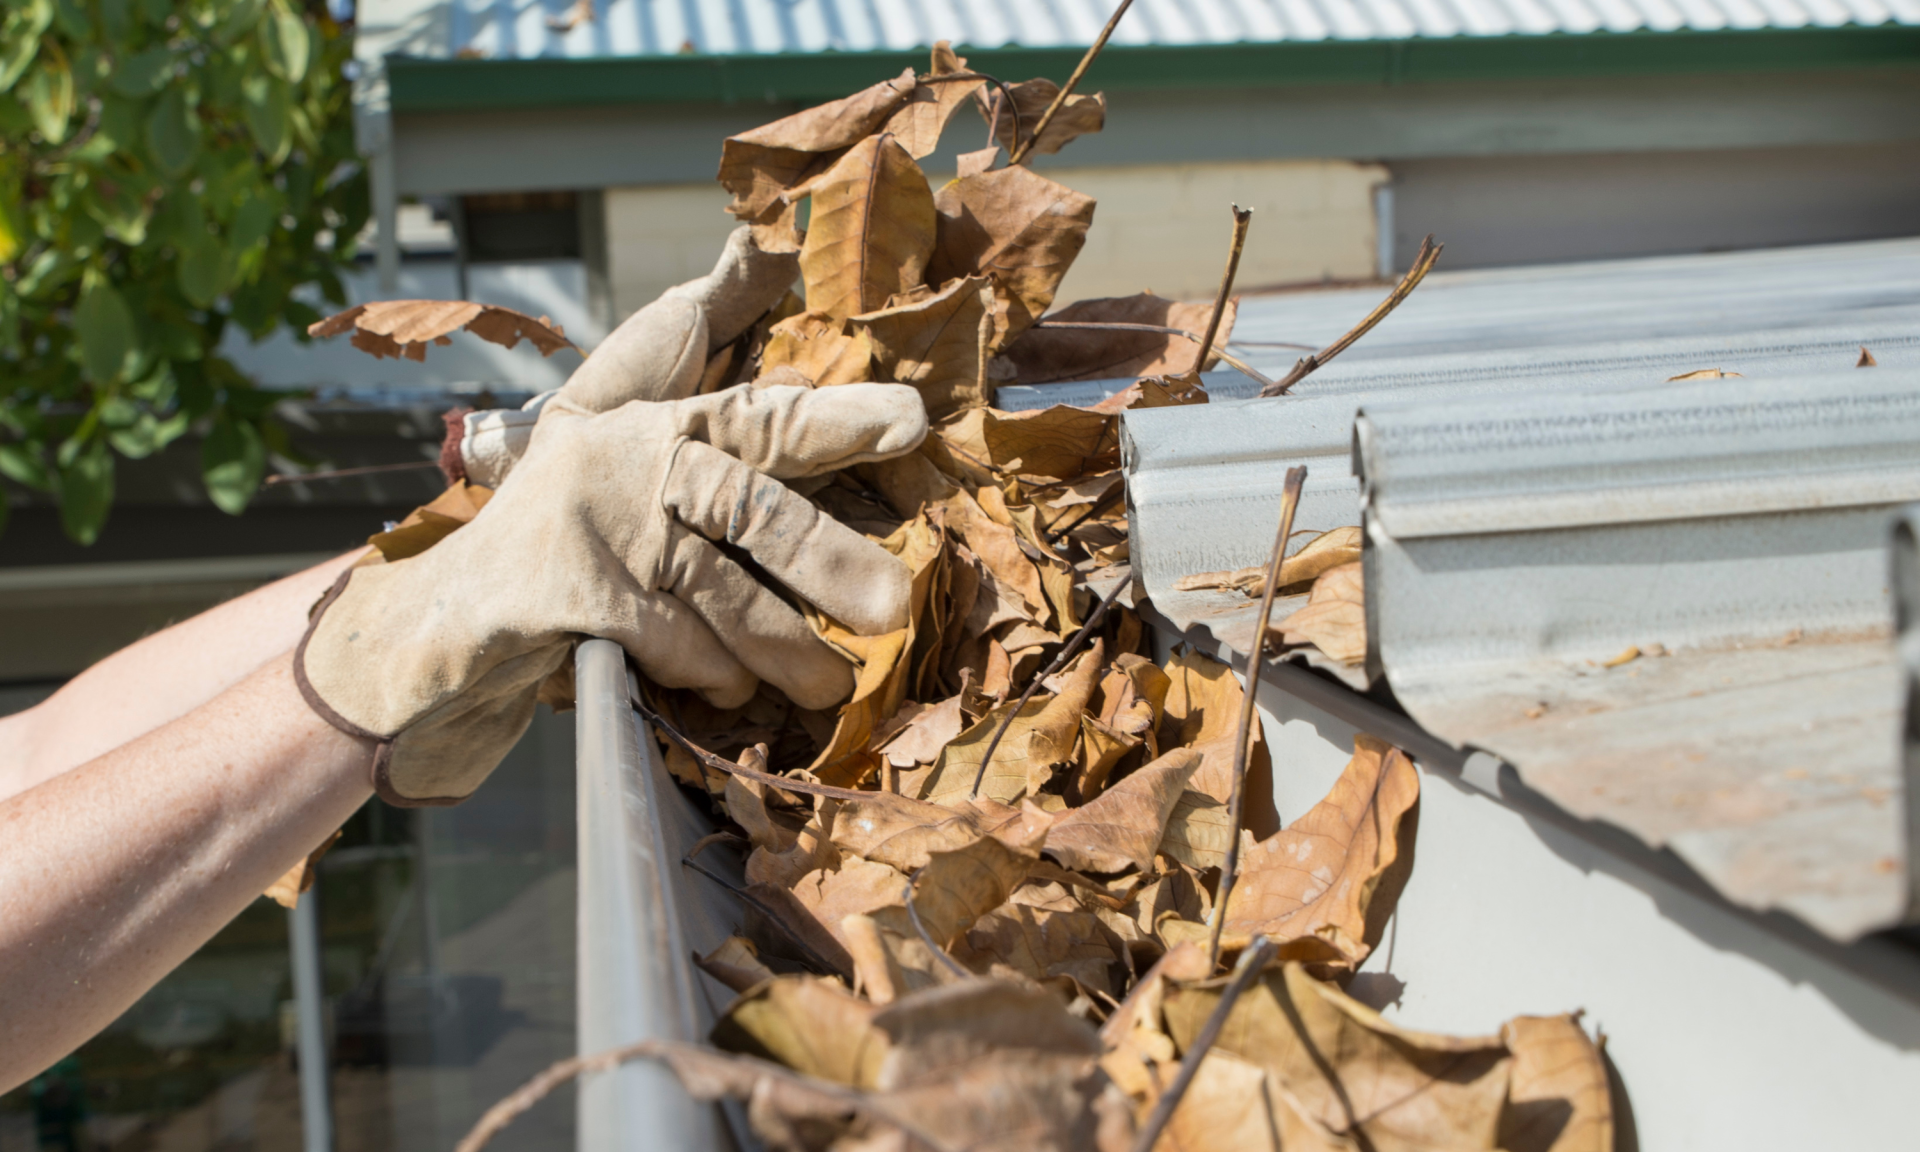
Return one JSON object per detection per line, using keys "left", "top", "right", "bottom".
{"left": 0, "top": 0, "right": 368, "bottom": 543}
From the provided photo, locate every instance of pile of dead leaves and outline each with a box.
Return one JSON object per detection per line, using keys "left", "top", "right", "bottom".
{"left": 318, "top": 42, "right": 1611, "bottom": 1152}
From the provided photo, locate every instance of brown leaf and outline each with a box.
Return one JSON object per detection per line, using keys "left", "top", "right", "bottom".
{"left": 1175, "top": 526, "right": 1363, "bottom": 595}
{"left": 1220, "top": 736, "right": 1418, "bottom": 973}
{"left": 1003, "top": 294, "right": 1236, "bottom": 385}
{"left": 875, "top": 693, "right": 966, "bottom": 766}
{"left": 831, "top": 791, "right": 1051, "bottom": 875}
{"left": 365, "top": 480, "right": 493, "bottom": 562}
{"left": 711, "top": 975, "right": 891, "bottom": 1089}
{"left": 1164, "top": 962, "right": 1510, "bottom": 1152}
{"left": 798, "top": 134, "right": 937, "bottom": 321}
{"left": 761, "top": 310, "right": 876, "bottom": 386}
{"left": 900, "top": 817, "right": 1047, "bottom": 946}
{"left": 979, "top": 405, "right": 1119, "bottom": 479}
{"left": 695, "top": 935, "right": 778, "bottom": 994}
{"left": 957, "top": 146, "right": 998, "bottom": 179}
{"left": 957, "top": 903, "right": 1120, "bottom": 994}
{"left": 310, "top": 300, "right": 577, "bottom": 361}
{"left": 983, "top": 78, "right": 1107, "bottom": 157}
{"left": 921, "top": 640, "right": 1103, "bottom": 804}
{"left": 1277, "top": 561, "right": 1366, "bottom": 666}
{"left": 1665, "top": 367, "right": 1743, "bottom": 381}
{"left": 718, "top": 67, "right": 917, "bottom": 238}
{"left": 264, "top": 829, "right": 341, "bottom": 909}
{"left": 842, "top": 912, "right": 961, "bottom": 1005}
{"left": 1158, "top": 647, "right": 1267, "bottom": 803}
{"left": 882, "top": 42, "right": 985, "bottom": 159}
{"left": 1157, "top": 789, "right": 1244, "bottom": 873}
{"left": 928, "top": 165, "right": 1096, "bottom": 349}
{"left": 789, "top": 856, "right": 914, "bottom": 950}
{"left": 1046, "top": 748, "right": 1200, "bottom": 874}
{"left": 1072, "top": 712, "right": 1139, "bottom": 801}
{"left": 1499, "top": 1015, "right": 1613, "bottom": 1152}
{"left": 858, "top": 275, "right": 995, "bottom": 418}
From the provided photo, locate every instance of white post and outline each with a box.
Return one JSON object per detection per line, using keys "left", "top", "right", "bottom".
{"left": 289, "top": 893, "right": 334, "bottom": 1152}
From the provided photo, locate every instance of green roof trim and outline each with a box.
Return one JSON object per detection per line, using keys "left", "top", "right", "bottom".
{"left": 386, "top": 25, "right": 1920, "bottom": 113}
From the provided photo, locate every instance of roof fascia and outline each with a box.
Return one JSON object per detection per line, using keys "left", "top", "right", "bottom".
{"left": 384, "top": 26, "right": 1920, "bottom": 114}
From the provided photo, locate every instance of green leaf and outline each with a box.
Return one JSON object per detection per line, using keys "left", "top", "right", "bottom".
{"left": 0, "top": 442, "right": 54, "bottom": 490}
{"left": 230, "top": 194, "right": 275, "bottom": 251}
{"left": 98, "top": 0, "right": 132, "bottom": 42}
{"left": 140, "top": 0, "right": 171, "bottom": 26}
{"left": 57, "top": 437, "right": 113, "bottom": 545}
{"left": 49, "top": 0, "right": 87, "bottom": 40}
{"left": 177, "top": 231, "right": 230, "bottom": 306}
{"left": 261, "top": 4, "right": 308, "bottom": 84}
{"left": 74, "top": 279, "right": 136, "bottom": 385}
{"left": 202, "top": 409, "right": 264, "bottom": 515}
{"left": 109, "top": 45, "right": 172, "bottom": 96}
{"left": 241, "top": 75, "right": 289, "bottom": 166}
{"left": 0, "top": 0, "right": 50, "bottom": 93}
{"left": 109, "top": 409, "right": 188, "bottom": 458}
{"left": 83, "top": 178, "right": 152, "bottom": 245}
{"left": 147, "top": 86, "right": 200, "bottom": 176}
{"left": 214, "top": 0, "right": 264, "bottom": 45}
{"left": 25, "top": 43, "right": 74, "bottom": 143}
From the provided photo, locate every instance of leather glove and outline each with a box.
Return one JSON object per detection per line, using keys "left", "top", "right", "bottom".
{"left": 297, "top": 383, "right": 927, "bottom": 806}
{"left": 459, "top": 225, "right": 798, "bottom": 487}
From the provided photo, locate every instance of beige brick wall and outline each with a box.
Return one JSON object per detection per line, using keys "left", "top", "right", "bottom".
{"left": 603, "top": 158, "right": 1385, "bottom": 320}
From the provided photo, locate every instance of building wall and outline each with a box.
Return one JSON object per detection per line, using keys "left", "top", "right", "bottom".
{"left": 603, "top": 158, "right": 1387, "bottom": 317}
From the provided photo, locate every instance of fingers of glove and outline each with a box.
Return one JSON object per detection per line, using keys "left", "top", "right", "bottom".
{"left": 600, "top": 589, "right": 760, "bottom": 710}
{"left": 664, "top": 225, "right": 800, "bottom": 353}
{"left": 664, "top": 440, "right": 911, "bottom": 636}
{"left": 669, "top": 383, "right": 928, "bottom": 480}
{"left": 659, "top": 527, "right": 856, "bottom": 710}
{"left": 559, "top": 296, "right": 708, "bottom": 413}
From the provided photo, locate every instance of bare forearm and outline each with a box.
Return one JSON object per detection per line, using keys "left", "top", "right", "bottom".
{"left": 0, "top": 550, "right": 363, "bottom": 800}
{"left": 0, "top": 653, "right": 374, "bottom": 1092}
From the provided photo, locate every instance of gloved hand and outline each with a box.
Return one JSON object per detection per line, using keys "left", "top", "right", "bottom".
{"left": 458, "top": 225, "right": 799, "bottom": 486}
{"left": 297, "top": 383, "right": 927, "bottom": 806}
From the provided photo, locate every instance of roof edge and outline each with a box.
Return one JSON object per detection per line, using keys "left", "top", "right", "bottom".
{"left": 384, "top": 25, "right": 1920, "bottom": 114}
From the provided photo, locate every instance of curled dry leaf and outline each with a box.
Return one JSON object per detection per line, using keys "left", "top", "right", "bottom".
{"left": 928, "top": 164, "right": 1096, "bottom": 351}
{"left": 1004, "top": 293, "right": 1236, "bottom": 385}
{"left": 1277, "top": 560, "right": 1366, "bottom": 666}
{"left": 310, "top": 300, "right": 577, "bottom": 362}
{"left": 761, "top": 311, "right": 876, "bottom": 386}
{"left": 920, "top": 640, "right": 1103, "bottom": 804}
{"left": 883, "top": 42, "right": 984, "bottom": 159}
{"left": 979, "top": 404, "right": 1119, "bottom": 479}
{"left": 983, "top": 77, "right": 1108, "bottom": 157}
{"left": 1175, "top": 525, "right": 1363, "bottom": 595}
{"left": 798, "top": 133, "right": 938, "bottom": 321}
{"left": 712, "top": 974, "right": 891, "bottom": 1088}
{"left": 857, "top": 274, "right": 996, "bottom": 418}
{"left": 895, "top": 815, "right": 1047, "bottom": 946}
{"left": 1218, "top": 735, "right": 1418, "bottom": 973}
{"left": 695, "top": 935, "right": 779, "bottom": 994}
{"left": 831, "top": 790, "right": 1051, "bottom": 874}
{"left": 1045, "top": 747, "right": 1200, "bottom": 874}
{"left": 875, "top": 694, "right": 965, "bottom": 767}
{"left": 1500, "top": 1014, "right": 1615, "bottom": 1152}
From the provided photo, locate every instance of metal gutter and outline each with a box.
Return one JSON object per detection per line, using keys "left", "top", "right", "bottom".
{"left": 1354, "top": 369, "right": 1920, "bottom": 940}
{"left": 573, "top": 639, "right": 727, "bottom": 1151}
{"left": 382, "top": 27, "right": 1920, "bottom": 113}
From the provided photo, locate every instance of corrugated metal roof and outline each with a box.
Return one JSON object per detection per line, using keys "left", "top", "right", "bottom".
{"left": 435, "top": 0, "right": 1919, "bottom": 61}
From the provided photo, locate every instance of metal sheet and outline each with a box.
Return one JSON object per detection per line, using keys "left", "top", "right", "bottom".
{"left": 1357, "top": 371, "right": 1920, "bottom": 940}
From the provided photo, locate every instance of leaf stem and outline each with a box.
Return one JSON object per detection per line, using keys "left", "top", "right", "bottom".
{"left": 1127, "top": 936, "right": 1278, "bottom": 1152}
{"left": 967, "top": 577, "right": 1127, "bottom": 800}
{"left": 904, "top": 871, "right": 973, "bottom": 979}
{"left": 1187, "top": 206, "right": 1253, "bottom": 379}
{"left": 1260, "top": 234, "right": 1442, "bottom": 397}
{"left": 1206, "top": 465, "right": 1305, "bottom": 970}
{"left": 1008, "top": 0, "right": 1136, "bottom": 166}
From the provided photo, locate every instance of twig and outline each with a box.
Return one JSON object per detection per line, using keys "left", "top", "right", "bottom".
{"left": 967, "top": 577, "right": 1127, "bottom": 800}
{"left": 1127, "top": 936, "right": 1278, "bottom": 1152}
{"left": 1207, "top": 466, "right": 1305, "bottom": 969}
{"left": 904, "top": 872, "right": 973, "bottom": 980}
{"left": 1186, "top": 206, "right": 1253, "bottom": 380}
{"left": 635, "top": 696, "right": 879, "bottom": 805}
{"left": 263, "top": 460, "right": 441, "bottom": 486}
{"left": 682, "top": 854, "right": 845, "bottom": 976}
{"left": 1260, "top": 235, "right": 1442, "bottom": 397}
{"left": 1008, "top": 0, "right": 1136, "bottom": 166}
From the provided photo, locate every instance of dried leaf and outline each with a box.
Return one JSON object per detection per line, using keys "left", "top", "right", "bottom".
{"left": 921, "top": 641, "right": 1103, "bottom": 804}
{"left": 264, "top": 829, "right": 341, "bottom": 909}
{"left": 365, "top": 481, "right": 493, "bottom": 562}
{"left": 1159, "top": 647, "right": 1267, "bottom": 803}
{"left": 876, "top": 694, "right": 966, "bottom": 766}
{"left": 831, "top": 791, "right": 1051, "bottom": 875}
{"left": 928, "top": 165, "right": 1095, "bottom": 349}
{"left": 1004, "top": 294, "right": 1235, "bottom": 385}
{"left": 957, "top": 146, "right": 998, "bottom": 179}
{"left": 858, "top": 275, "right": 995, "bottom": 418}
{"left": 957, "top": 903, "right": 1120, "bottom": 994}
{"left": 1072, "top": 712, "right": 1138, "bottom": 801}
{"left": 1220, "top": 736, "right": 1418, "bottom": 973}
{"left": 979, "top": 405, "right": 1118, "bottom": 479}
{"left": 1165, "top": 962, "right": 1511, "bottom": 1152}
{"left": 310, "top": 300, "right": 577, "bottom": 361}
{"left": 695, "top": 935, "right": 779, "bottom": 994}
{"left": 712, "top": 975, "right": 891, "bottom": 1089}
{"left": 789, "top": 856, "right": 914, "bottom": 951}
{"left": 882, "top": 43, "right": 984, "bottom": 159}
{"left": 1046, "top": 748, "right": 1200, "bottom": 874}
{"left": 984, "top": 78, "right": 1107, "bottom": 157}
{"left": 843, "top": 912, "right": 959, "bottom": 1005}
{"left": 761, "top": 310, "right": 876, "bottom": 386}
{"left": 899, "top": 817, "right": 1047, "bottom": 946}
{"left": 1175, "top": 526, "right": 1363, "bottom": 595}
{"left": 1277, "top": 561, "right": 1366, "bottom": 666}
{"left": 1499, "top": 1015, "right": 1613, "bottom": 1152}
{"left": 718, "top": 68, "right": 917, "bottom": 239}
{"left": 799, "top": 134, "right": 937, "bottom": 321}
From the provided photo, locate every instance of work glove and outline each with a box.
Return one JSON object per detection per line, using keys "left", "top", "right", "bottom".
{"left": 458, "top": 225, "right": 798, "bottom": 487}
{"left": 297, "top": 382, "right": 927, "bottom": 806}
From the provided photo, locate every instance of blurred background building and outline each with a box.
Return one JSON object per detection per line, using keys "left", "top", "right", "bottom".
{"left": 2, "top": 0, "right": 1917, "bottom": 1148}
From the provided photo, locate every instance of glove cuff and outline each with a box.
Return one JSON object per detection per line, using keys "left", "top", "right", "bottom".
{"left": 293, "top": 569, "right": 419, "bottom": 803}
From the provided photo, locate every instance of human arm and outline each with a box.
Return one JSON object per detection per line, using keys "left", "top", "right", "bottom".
{"left": 0, "top": 651, "right": 374, "bottom": 1093}
{"left": 0, "top": 549, "right": 364, "bottom": 804}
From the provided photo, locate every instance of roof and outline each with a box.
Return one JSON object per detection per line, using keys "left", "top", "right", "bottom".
{"left": 1105, "top": 237, "right": 1920, "bottom": 943}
